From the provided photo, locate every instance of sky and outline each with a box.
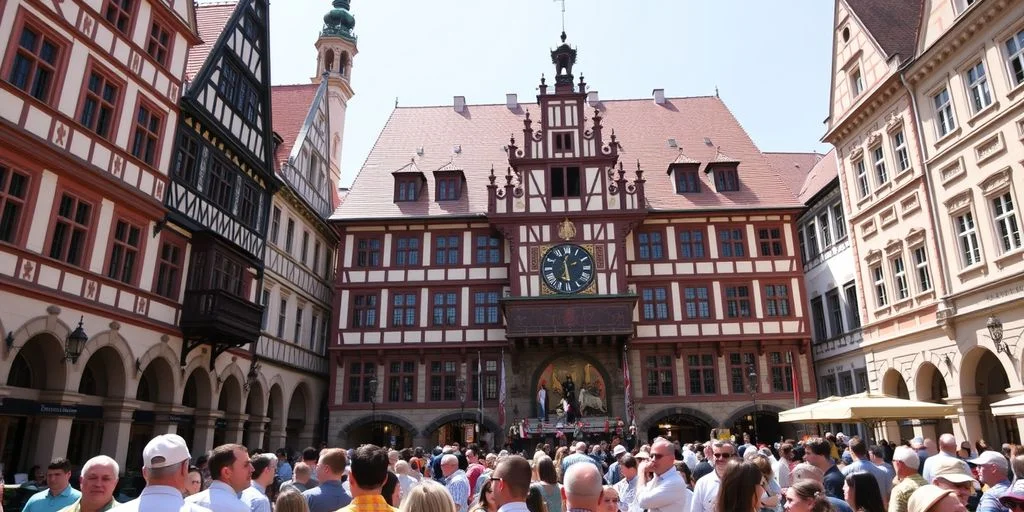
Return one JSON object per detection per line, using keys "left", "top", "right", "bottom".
{"left": 255, "top": 0, "right": 836, "bottom": 187}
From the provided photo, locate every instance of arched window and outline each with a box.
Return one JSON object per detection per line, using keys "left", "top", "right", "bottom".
{"left": 324, "top": 49, "right": 335, "bottom": 72}
{"left": 339, "top": 52, "right": 349, "bottom": 76}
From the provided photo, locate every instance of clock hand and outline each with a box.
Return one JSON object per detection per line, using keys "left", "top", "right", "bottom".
{"left": 562, "top": 256, "right": 571, "bottom": 281}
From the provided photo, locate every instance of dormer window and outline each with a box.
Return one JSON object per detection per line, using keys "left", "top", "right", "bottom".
{"left": 674, "top": 167, "right": 701, "bottom": 193}
{"left": 437, "top": 177, "right": 460, "bottom": 200}
{"left": 553, "top": 132, "right": 573, "bottom": 153}
{"left": 551, "top": 166, "right": 581, "bottom": 198}
{"left": 395, "top": 177, "right": 420, "bottom": 201}
{"left": 713, "top": 167, "right": 739, "bottom": 192}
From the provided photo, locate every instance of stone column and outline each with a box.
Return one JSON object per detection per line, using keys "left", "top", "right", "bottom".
{"left": 297, "top": 425, "right": 315, "bottom": 450}
{"left": 916, "top": 422, "right": 937, "bottom": 442}
{"left": 34, "top": 415, "right": 75, "bottom": 465}
{"left": 223, "top": 414, "right": 249, "bottom": 445}
{"left": 267, "top": 423, "right": 287, "bottom": 451}
{"left": 100, "top": 400, "right": 138, "bottom": 473}
{"left": 947, "top": 396, "right": 984, "bottom": 444}
{"left": 192, "top": 410, "right": 223, "bottom": 455}
{"left": 245, "top": 415, "right": 267, "bottom": 449}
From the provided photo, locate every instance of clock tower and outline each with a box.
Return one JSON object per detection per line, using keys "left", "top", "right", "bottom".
{"left": 314, "top": 0, "right": 358, "bottom": 204}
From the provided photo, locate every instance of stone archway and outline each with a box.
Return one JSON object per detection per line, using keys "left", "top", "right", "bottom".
{"left": 914, "top": 363, "right": 953, "bottom": 437}
{"left": 77, "top": 346, "right": 128, "bottom": 399}
{"left": 136, "top": 357, "right": 176, "bottom": 405}
{"left": 530, "top": 351, "right": 616, "bottom": 419}
{"left": 182, "top": 368, "right": 215, "bottom": 411}
{"left": 639, "top": 406, "right": 717, "bottom": 444}
{"left": 6, "top": 332, "right": 67, "bottom": 391}
{"left": 723, "top": 404, "right": 791, "bottom": 445}
{"left": 961, "top": 347, "right": 1017, "bottom": 444}
{"left": 341, "top": 413, "right": 419, "bottom": 448}
{"left": 217, "top": 375, "right": 244, "bottom": 414}
{"left": 422, "top": 410, "right": 502, "bottom": 447}
{"left": 287, "top": 382, "right": 313, "bottom": 447}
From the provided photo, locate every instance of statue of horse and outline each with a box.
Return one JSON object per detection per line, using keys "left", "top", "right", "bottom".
{"left": 578, "top": 388, "right": 607, "bottom": 415}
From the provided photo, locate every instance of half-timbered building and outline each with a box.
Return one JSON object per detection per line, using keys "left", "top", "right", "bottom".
{"left": 329, "top": 33, "right": 815, "bottom": 448}
{"left": 0, "top": 0, "right": 201, "bottom": 474}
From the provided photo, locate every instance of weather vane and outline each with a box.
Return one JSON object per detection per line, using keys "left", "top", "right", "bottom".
{"left": 554, "top": 0, "right": 566, "bottom": 32}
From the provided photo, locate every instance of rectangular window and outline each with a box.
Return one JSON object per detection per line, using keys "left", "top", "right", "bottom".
{"left": 637, "top": 231, "right": 664, "bottom": 260}
{"left": 388, "top": 360, "right": 416, "bottom": 403}
{"left": 966, "top": 61, "right": 993, "bottom": 113}
{"left": 471, "top": 359, "right": 499, "bottom": 401}
{"left": 844, "top": 282, "right": 861, "bottom": 329}
{"left": 217, "top": 62, "right": 239, "bottom": 103}
{"left": 1005, "top": 29, "right": 1024, "bottom": 86}
{"left": 764, "top": 284, "right": 791, "bottom": 317}
{"left": 993, "top": 192, "right": 1022, "bottom": 253}
{"left": 687, "top": 354, "right": 716, "bottom": 395}
{"left": 261, "top": 289, "right": 270, "bottom": 330}
{"left": 347, "top": 361, "right": 376, "bottom": 403}
{"left": 818, "top": 213, "right": 832, "bottom": 248}
{"left": 206, "top": 158, "right": 235, "bottom": 211}
{"left": 757, "top": 227, "right": 784, "bottom": 257}
{"left": 725, "top": 284, "right": 751, "bottom": 318}
{"left": 106, "top": 219, "right": 141, "bottom": 284}
{"left": 675, "top": 169, "right": 701, "bottom": 193}
{"left": 130, "top": 103, "right": 162, "bottom": 166}
{"left": 839, "top": 372, "right": 855, "bottom": 396}
{"left": 309, "top": 313, "right": 318, "bottom": 349}
{"left": 294, "top": 306, "right": 304, "bottom": 343}
{"left": 474, "top": 235, "right": 501, "bottom": 264}
{"left": 728, "top": 352, "right": 755, "bottom": 394}
{"left": 770, "top": 352, "right": 794, "bottom": 393}
{"left": 893, "top": 257, "right": 910, "bottom": 300}
{"left": 872, "top": 265, "right": 889, "bottom": 307}
{"left": 7, "top": 22, "right": 63, "bottom": 102}
{"left": 872, "top": 146, "right": 888, "bottom": 185}
{"left": 313, "top": 240, "right": 321, "bottom": 274}
{"left": 714, "top": 169, "right": 739, "bottom": 191}
{"left": 934, "top": 88, "right": 957, "bottom": 137}
{"left": 832, "top": 204, "right": 847, "bottom": 240}
{"left": 79, "top": 67, "right": 121, "bottom": 140}
{"left": 356, "top": 237, "right": 382, "bottom": 268}
{"left": 811, "top": 296, "right": 827, "bottom": 341}
{"left": 351, "top": 294, "right": 378, "bottom": 328}
{"left": 683, "top": 286, "right": 711, "bottom": 319}
{"left": 798, "top": 229, "right": 807, "bottom": 264}
{"left": 391, "top": 293, "right": 417, "bottom": 327}
{"left": 892, "top": 131, "right": 910, "bottom": 173}
{"left": 270, "top": 206, "right": 281, "bottom": 244}
{"left": 431, "top": 291, "right": 458, "bottom": 326}
{"left": 394, "top": 236, "right": 421, "bottom": 266}
{"left": 396, "top": 179, "right": 419, "bottom": 201}
{"left": 645, "top": 355, "right": 675, "bottom": 396}
{"left": 155, "top": 239, "right": 183, "bottom": 299}
{"left": 913, "top": 246, "right": 933, "bottom": 292}
{"left": 173, "top": 133, "right": 201, "bottom": 187}
{"left": 0, "top": 165, "right": 30, "bottom": 244}
{"left": 49, "top": 193, "right": 93, "bottom": 267}
{"left": 210, "top": 253, "right": 242, "bottom": 295}
{"left": 851, "top": 68, "right": 864, "bottom": 96}
{"left": 429, "top": 360, "right": 458, "bottom": 401}
{"left": 319, "top": 316, "right": 329, "bottom": 352}
{"left": 104, "top": 0, "right": 135, "bottom": 35}
{"left": 436, "top": 176, "right": 461, "bottom": 200}
{"left": 285, "top": 218, "right": 295, "bottom": 252}
{"left": 826, "top": 289, "right": 843, "bottom": 336}
{"left": 855, "top": 159, "right": 870, "bottom": 198}
{"left": 301, "top": 231, "right": 310, "bottom": 264}
{"left": 434, "top": 235, "right": 460, "bottom": 266}
{"left": 146, "top": 20, "right": 172, "bottom": 67}
{"left": 718, "top": 227, "right": 745, "bottom": 257}
{"left": 805, "top": 222, "right": 819, "bottom": 259}
{"left": 679, "top": 230, "right": 706, "bottom": 259}
{"left": 640, "top": 287, "right": 669, "bottom": 321}
{"left": 473, "top": 290, "right": 500, "bottom": 325}
{"left": 233, "top": 182, "right": 257, "bottom": 230}
{"left": 277, "top": 298, "right": 287, "bottom": 338}
{"left": 956, "top": 212, "right": 982, "bottom": 266}
{"left": 554, "top": 132, "right": 574, "bottom": 152}
{"left": 820, "top": 376, "right": 838, "bottom": 398}
{"left": 550, "top": 167, "right": 581, "bottom": 198}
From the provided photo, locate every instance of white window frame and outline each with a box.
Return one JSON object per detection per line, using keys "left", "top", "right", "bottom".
{"left": 891, "top": 130, "right": 910, "bottom": 173}
{"left": 855, "top": 158, "right": 870, "bottom": 198}
{"left": 966, "top": 60, "right": 993, "bottom": 114}
{"left": 872, "top": 145, "right": 888, "bottom": 185}
{"left": 851, "top": 68, "right": 864, "bottom": 96}
{"left": 955, "top": 211, "right": 983, "bottom": 267}
{"left": 832, "top": 203, "right": 847, "bottom": 240}
{"left": 1006, "top": 28, "right": 1024, "bottom": 88}
{"left": 912, "top": 245, "right": 932, "bottom": 293}
{"left": 992, "top": 191, "right": 1022, "bottom": 253}
{"left": 871, "top": 264, "right": 888, "bottom": 308}
{"left": 818, "top": 212, "right": 832, "bottom": 249}
{"left": 933, "top": 87, "right": 957, "bottom": 138}
{"left": 892, "top": 256, "right": 909, "bottom": 301}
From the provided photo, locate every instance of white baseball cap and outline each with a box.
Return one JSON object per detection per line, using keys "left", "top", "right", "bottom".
{"left": 613, "top": 445, "right": 627, "bottom": 457}
{"left": 143, "top": 434, "right": 191, "bottom": 469}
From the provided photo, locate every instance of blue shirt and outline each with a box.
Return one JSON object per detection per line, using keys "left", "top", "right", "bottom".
{"left": 240, "top": 481, "right": 272, "bottom": 512}
{"left": 841, "top": 459, "right": 894, "bottom": 500}
{"left": 277, "top": 461, "right": 294, "bottom": 482}
{"left": 823, "top": 464, "right": 845, "bottom": 500}
{"left": 23, "top": 485, "right": 82, "bottom": 512}
{"left": 978, "top": 480, "right": 1011, "bottom": 512}
{"left": 562, "top": 452, "right": 603, "bottom": 476}
{"left": 303, "top": 479, "right": 352, "bottom": 512}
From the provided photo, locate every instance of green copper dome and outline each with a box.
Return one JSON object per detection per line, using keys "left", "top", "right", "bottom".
{"left": 322, "top": 0, "right": 356, "bottom": 41}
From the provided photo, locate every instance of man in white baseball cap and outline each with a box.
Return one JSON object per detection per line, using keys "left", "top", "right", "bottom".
{"left": 605, "top": 445, "right": 628, "bottom": 484}
{"left": 969, "top": 451, "right": 1011, "bottom": 512}
{"left": 118, "top": 434, "right": 212, "bottom": 512}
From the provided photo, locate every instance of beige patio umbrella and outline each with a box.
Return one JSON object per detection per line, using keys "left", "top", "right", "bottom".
{"left": 779, "top": 391, "right": 957, "bottom": 423}
{"left": 989, "top": 395, "right": 1024, "bottom": 417}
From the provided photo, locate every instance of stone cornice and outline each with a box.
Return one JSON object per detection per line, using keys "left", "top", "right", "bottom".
{"left": 823, "top": 74, "right": 904, "bottom": 144}
{"left": 904, "top": 0, "right": 1014, "bottom": 86}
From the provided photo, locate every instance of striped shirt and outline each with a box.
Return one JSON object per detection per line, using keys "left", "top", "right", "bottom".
{"left": 446, "top": 470, "right": 471, "bottom": 512}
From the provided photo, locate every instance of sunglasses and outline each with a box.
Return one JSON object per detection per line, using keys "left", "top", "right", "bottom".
{"left": 713, "top": 453, "right": 732, "bottom": 459}
{"left": 651, "top": 453, "right": 668, "bottom": 460}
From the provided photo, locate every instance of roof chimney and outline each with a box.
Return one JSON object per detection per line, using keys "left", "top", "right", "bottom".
{"left": 506, "top": 93, "right": 518, "bottom": 110}
{"left": 587, "top": 90, "right": 600, "bottom": 107}
{"left": 653, "top": 89, "right": 665, "bottom": 105}
{"left": 454, "top": 96, "right": 466, "bottom": 113}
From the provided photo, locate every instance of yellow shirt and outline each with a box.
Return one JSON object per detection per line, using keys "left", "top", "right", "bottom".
{"left": 337, "top": 494, "right": 398, "bottom": 512}
{"left": 57, "top": 498, "right": 119, "bottom": 512}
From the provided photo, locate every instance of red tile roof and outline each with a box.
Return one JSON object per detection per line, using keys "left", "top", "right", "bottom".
{"left": 845, "top": 0, "right": 925, "bottom": 62}
{"left": 797, "top": 149, "right": 838, "bottom": 204}
{"left": 270, "top": 83, "right": 320, "bottom": 169}
{"left": 763, "top": 152, "right": 824, "bottom": 200}
{"left": 186, "top": 1, "right": 237, "bottom": 82}
{"left": 332, "top": 96, "right": 806, "bottom": 221}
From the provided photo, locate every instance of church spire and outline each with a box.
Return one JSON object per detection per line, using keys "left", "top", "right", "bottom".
{"left": 322, "top": 0, "right": 356, "bottom": 40}
{"left": 550, "top": 31, "right": 578, "bottom": 94}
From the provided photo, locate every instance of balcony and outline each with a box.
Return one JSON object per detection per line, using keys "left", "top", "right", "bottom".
{"left": 256, "top": 335, "right": 329, "bottom": 375}
{"left": 812, "top": 327, "right": 864, "bottom": 361}
{"left": 502, "top": 294, "right": 637, "bottom": 338}
{"left": 180, "top": 289, "right": 263, "bottom": 367}
{"left": 279, "top": 162, "right": 333, "bottom": 219}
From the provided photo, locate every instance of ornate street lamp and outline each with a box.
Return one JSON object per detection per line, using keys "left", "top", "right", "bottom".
{"left": 369, "top": 374, "right": 379, "bottom": 444}
{"left": 989, "top": 316, "right": 1011, "bottom": 355}
{"left": 457, "top": 377, "right": 467, "bottom": 441}
{"left": 65, "top": 317, "right": 88, "bottom": 363}
{"left": 748, "top": 363, "right": 759, "bottom": 444}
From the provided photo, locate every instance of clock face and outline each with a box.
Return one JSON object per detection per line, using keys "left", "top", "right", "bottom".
{"left": 540, "top": 244, "right": 595, "bottom": 294}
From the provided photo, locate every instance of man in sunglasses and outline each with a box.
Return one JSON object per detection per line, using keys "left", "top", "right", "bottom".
{"left": 691, "top": 441, "right": 735, "bottom": 512}
{"left": 636, "top": 439, "right": 691, "bottom": 512}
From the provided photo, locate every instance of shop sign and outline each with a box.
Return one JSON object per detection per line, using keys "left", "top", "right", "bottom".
{"left": 0, "top": 398, "right": 103, "bottom": 419}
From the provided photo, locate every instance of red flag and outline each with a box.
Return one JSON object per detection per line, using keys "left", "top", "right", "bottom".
{"left": 623, "top": 347, "right": 634, "bottom": 425}
{"left": 498, "top": 351, "right": 507, "bottom": 427}
{"left": 791, "top": 351, "right": 801, "bottom": 406}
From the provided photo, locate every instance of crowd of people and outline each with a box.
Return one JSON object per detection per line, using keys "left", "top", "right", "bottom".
{"left": 5, "top": 430, "right": 1024, "bottom": 512}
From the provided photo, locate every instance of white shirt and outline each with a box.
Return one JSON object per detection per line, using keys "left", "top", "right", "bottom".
{"left": 498, "top": 502, "right": 531, "bottom": 512}
{"left": 615, "top": 475, "right": 641, "bottom": 512}
{"left": 682, "top": 449, "right": 698, "bottom": 471}
{"left": 185, "top": 480, "right": 249, "bottom": 512}
{"left": 773, "top": 458, "right": 790, "bottom": 488}
{"left": 118, "top": 485, "right": 212, "bottom": 512}
{"left": 636, "top": 468, "right": 693, "bottom": 512}
{"left": 538, "top": 388, "right": 547, "bottom": 403}
{"left": 690, "top": 469, "right": 722, "bottom": 512}
{"left": 922, "top": 452, "right": 969, "bottom": 484}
